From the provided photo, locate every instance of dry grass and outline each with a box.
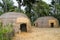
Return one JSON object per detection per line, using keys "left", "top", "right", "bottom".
{"left": 12, "top": 27, "right": 60, "bottom": 40}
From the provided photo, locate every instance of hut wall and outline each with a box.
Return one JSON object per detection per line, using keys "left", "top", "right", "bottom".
{"left": 34, "top": 16, "right": 59, "bottom": 28}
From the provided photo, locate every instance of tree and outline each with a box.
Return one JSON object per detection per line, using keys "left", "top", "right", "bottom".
{"left": 16, "top": 0, "right": 36, "bottom": 13}
{"left": 16, "top": 0, "right": 50, "bottom": 23}
{"left": 16, "top": 0, "right": 22, "bottom": 12}
{"left": 0, "top": 0, "right": 17, "bottom": 13}
{"left": 32, "top": 0, "right": 50, "bottom": 20}
{"left": 52, "top": 4, "right": 60, "bottom": 24}
{"left": 49, "top": 0, "right": 60, "bottom": 24}
{"left": 16, "top": 0, "right": 37, "bottom": 23}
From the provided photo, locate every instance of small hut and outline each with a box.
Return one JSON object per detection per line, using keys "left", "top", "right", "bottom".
{"left": 0, "top": 12, "right": 31, "bottom": 33}
{"left": 34, "top": 16, "right": 59, "bottom": 28}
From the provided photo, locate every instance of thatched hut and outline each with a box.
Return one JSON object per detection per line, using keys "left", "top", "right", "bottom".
{"left": 34, "top": 16, "right": 59, "bottom": 28}
{"left": 0, "top": 12, "right": 31, "bottom": 33}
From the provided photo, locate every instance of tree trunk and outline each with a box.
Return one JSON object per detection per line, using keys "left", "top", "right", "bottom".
{"left": 2, "top": 0, "right": 7, "bottom": 12}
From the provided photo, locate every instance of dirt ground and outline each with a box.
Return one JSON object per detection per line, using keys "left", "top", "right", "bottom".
{"left": 12, "top": 27, "right": 60, "bottom": 40}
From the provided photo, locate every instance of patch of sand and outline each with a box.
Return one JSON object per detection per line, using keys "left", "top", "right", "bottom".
{"left": 12, "top": 27, "right": 60, "bottom": 40}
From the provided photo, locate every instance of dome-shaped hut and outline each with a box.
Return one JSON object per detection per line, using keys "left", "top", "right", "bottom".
{"left": 0, "top": 12, "right": 31, "bottom": 33}
{"left": 34, "top": 16, "right": 59, "bottom": 28}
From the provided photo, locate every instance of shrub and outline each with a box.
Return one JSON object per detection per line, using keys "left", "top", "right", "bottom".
{"left": 0, "top": 22, "right": 14, "bottom": 40}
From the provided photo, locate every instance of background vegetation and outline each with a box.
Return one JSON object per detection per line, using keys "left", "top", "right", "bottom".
{"left": 0, "top": 22, "right": 13, "bottom": 40}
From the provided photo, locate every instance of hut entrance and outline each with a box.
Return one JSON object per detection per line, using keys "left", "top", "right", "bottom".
{"left": 20, "top": 23, "right": 27, "bottom": 32}
{"left": 51, "top": 23, "right": 54, "bottom": 28}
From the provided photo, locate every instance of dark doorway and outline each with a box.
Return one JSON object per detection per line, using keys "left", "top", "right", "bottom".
{"left": 20, "top": 23, "right": 27, "bottom": 32}
{"left": 34, "top": 24, "right": 35, "bottom": 26}
{"left": 51, "top": 23, "right": 54, "bottom": 28}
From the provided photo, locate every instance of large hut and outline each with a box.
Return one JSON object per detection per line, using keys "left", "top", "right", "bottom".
{"left": 0, "top": 12, "right": 31, "bottom": 33}
{"left": 34, "top": 16, "right": 59, "bottom": 28}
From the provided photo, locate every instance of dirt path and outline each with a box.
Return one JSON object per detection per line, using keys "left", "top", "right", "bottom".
{"left": 12, "top": 27, "right": 60, "bottom": 40}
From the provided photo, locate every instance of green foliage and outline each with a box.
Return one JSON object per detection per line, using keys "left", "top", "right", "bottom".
{"left": 32, "top": 0, "right": 50, "bottom": 17}
{"left": 0, "top": 22, "right": 13, "bottom": 40}
{"left": 50, "top": 3, "right": 60, "bottom": 25}
{"left": 52, "top": 13, "right": 60, "bottom": 25}
{"left": 0, "top": 0, "right": 17, "bottom": 13}
{"left": 29, "top": 0, "right": 50, "bottom": 24}
{"left": 16, "top": 0, "right": 50, "bottom": 24}
{"left": 0, "top": 11, "right": 3, "bottom": 15}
